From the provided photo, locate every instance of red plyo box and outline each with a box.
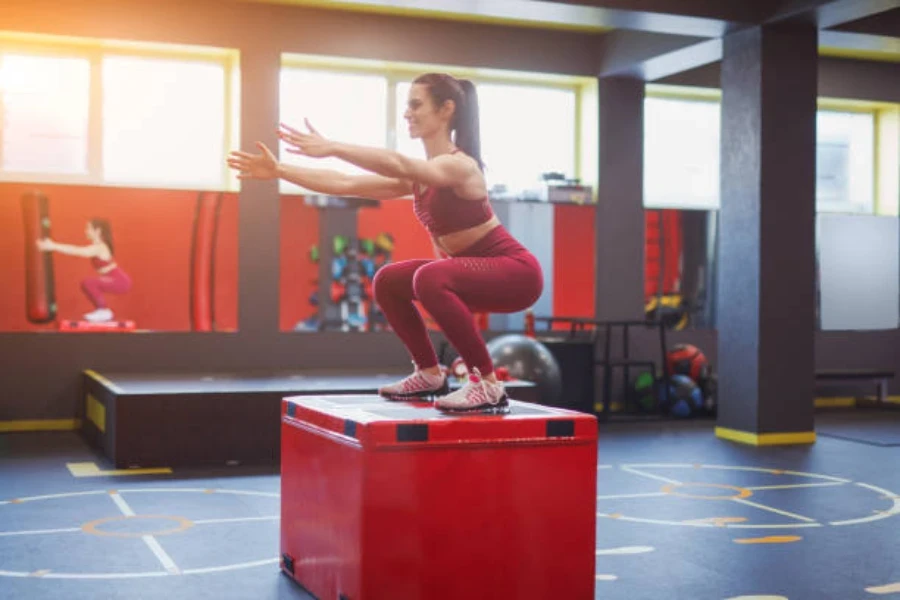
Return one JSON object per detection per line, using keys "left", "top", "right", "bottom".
{"left": 280, "top": 394, "right": 598, "bottom": 600}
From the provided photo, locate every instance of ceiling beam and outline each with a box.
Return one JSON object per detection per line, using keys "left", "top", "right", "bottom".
{"left": 240, "top": 0, "right": 765, "bottom": 37}
{"left": 628, "top": 38, "right": 723, "bottom": 81}
{"left": 832, "top": 6, "right": 900, "bottom": 35}
{"left": 767, "top": 0, "right": 900, "bottom": 28}
{"left": 597, "top": 30, "right": 710, "bottom": 77}
{"left": 819, "top": 29, "right": 900, "bottom": 60}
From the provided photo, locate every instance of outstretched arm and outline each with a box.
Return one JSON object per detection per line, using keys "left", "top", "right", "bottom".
{"left": 330, "top": 144, "right": 472, "bottom": 190}
{"left": 38, "top": 240, "right": 101, "bottom": 258}
{"left": 276, "top": 164, "right": 413, "bottom": 200}
{"left": 227, "top": 142, "right": 412, "bottom": 200}
{"left": 278, "top": 121, "right": 478, "bottom": 190}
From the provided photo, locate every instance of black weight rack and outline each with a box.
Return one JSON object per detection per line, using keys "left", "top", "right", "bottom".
{"left": 533, "top": 316, "right": 671, "bottom": 418}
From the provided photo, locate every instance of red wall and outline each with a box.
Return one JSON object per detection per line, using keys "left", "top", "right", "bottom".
{"left": 278, "top": 196, "right": 435, "bottom": 331}
{"left": 2, "top": 184, "right": 679, "bottom": 334}
{"left": 0, "top": 183, "right": 238, "bottom": 332}
{"left": 552, "top": 204, "right": 597, "bottom": 324}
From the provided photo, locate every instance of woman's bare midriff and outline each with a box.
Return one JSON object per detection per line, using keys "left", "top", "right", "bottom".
{"left": 434, "top": 215, "right": 501, "bottom": 257}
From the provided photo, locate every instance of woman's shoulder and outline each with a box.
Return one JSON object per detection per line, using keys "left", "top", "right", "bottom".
{"left": 93, "top": 242, "right": 113, "bottom": 258}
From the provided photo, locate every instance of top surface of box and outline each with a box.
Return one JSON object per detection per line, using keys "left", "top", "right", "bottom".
{"left": 282, "top": 394, "right": 597, "bottom": 447}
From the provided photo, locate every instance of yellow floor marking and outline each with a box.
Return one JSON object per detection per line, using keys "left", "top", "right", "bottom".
{"left": 0, "top": 419, "right": 80, "bottom": 432}
{"left": 866, "top": 583, "right": 900, "bottom": 594}
{"left": 733, "top": 536, "right": 802, "bottom": 544}
{"left": 67, "top": 462, "right": 172, "bottom": 477}
{"left": 29, "top": 569, "right": 51, "bottom": 577}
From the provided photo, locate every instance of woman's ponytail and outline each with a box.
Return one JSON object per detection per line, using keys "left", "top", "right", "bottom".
{"left": 454, "top": 79, "right": 484, "bottom": 172}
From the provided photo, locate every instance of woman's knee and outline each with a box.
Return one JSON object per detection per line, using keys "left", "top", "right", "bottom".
{"left": 411, "top": 265, "right": 447, "bottom": 303}
{"left": 373, "top": 263, "right": 412, "bottom": 304}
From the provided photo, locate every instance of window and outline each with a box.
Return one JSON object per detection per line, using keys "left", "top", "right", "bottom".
{"left": 282, "top": 60, "right": 586, "bottom": 196}
{"left": 0, "top": 54, "right": 91, "bottom": 174}
{"left": 816, "top": 110, "right": 875, "bottom": 214}
{"left": 643, "top": 94, "right": 878, "bottom": 215}
{"left": 102, "top": 56, "right": 227, "bottom": 187}
{"left": 279, "top": 68, "right": 388, "bottom": 193}
{"left": 478, "top": 83, "right": 576, "bottom": 192}
{"left": 396, "top": 81, "right": 578, "bottom": 192}
{"left": 643, "top": 96, "right": 720, "bottom": 210}
{"left": 0, "top": 39, "right": 237, "bottom": 189}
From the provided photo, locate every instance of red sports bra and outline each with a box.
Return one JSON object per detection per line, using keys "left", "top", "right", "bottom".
{"left": 91, "top": 256, "right": 114, "bottom": 270}
{"left": 412, "top": 154, "right": 494, "bottom": 237}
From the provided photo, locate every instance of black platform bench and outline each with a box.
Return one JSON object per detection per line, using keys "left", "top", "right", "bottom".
{"left": 79, "top": 369, "right": 538, "bottom": 469}
{"left": 815, "top": 369, "right": 894, "bottom": 404}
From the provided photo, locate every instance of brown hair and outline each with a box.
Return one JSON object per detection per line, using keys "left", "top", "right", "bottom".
{"left": 413, "top": 73, "right": 483, "bottom": 171}
{"left": 89, "top": 218, "right": 114, "bottom": 255}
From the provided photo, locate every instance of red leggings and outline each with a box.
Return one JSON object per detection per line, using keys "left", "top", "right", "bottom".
{"left": 81, "top": 268, "right": 132, "bottom": 309}
{"left": 373, "top": 225, "right": 543, "bottom": 376}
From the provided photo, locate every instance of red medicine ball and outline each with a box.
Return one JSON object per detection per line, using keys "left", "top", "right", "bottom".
{"left": 666, "top": 344, "right": 709, "bottom": 383}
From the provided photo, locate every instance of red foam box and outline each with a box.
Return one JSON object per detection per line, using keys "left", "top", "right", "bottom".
{"left": 280, "top": 394, "right": 598, "bottom": 600}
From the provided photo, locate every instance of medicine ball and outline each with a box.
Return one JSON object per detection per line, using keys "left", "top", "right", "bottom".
{"left": 666, "top": 344, "right": 710, "bottom": 383}
{"left": 632, "top": 371, "right": 657, "bottom": 412}
{"left": 660, "top": 374, "right": 704, "bottom": 418}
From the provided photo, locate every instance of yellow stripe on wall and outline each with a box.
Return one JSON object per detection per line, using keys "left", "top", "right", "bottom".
{"left": 715, "top": 427, "right": 816, "bottom": 446}
{"left": 815, "top": 397, "right": 857, "bottom": 408}
{"left": 0, "top": 419, "right": 81, "bottom": 433}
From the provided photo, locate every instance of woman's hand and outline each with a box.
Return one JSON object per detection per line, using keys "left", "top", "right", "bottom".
{"left": 36, "top": 238, "right": 55, "bottom": 251}
{"left": 227, "top": 142, "right": 280, "bottom": 179}
{"left": 278, "top": 120, "right": 336, "bottom": 159}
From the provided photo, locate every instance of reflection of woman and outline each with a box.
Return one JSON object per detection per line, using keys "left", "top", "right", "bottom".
{"left": 37, "top": 219, "right": 132, "bottom": 323}
{"left": 228, "top": 73, "right": 543, "bottom": 414}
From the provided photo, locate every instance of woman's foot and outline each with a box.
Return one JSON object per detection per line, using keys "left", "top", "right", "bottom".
{"left": 435, "top": 368, "right": 509, "bottom": 414}
{"left": 379, "top": 365, "right": 449, "bottom": 401}
{"left": 83, "top": 308, "right": 113, "bottom": 322}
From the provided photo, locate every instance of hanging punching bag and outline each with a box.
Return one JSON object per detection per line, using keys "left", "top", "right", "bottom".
{"left": 21, "top": 190, "right": 57, "bottom": 324}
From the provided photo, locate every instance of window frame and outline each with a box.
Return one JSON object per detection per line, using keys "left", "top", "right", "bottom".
{"left": 0, "top": 34, "right": 239, "bottom": 191}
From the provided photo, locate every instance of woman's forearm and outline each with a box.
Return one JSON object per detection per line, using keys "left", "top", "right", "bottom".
{"left": 330, "top": 143, "right": 409, "bottom": 180}
{"left": 276, "top": 163, "right": 353, "bottom": 195}
{"left": 50, "top": 242, "right": 94, "bottom": 257}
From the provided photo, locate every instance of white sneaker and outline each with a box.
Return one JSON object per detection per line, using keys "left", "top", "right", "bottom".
{"left": 435, "top": 367, "right": 509, "bottom": 414}
{"left": 378, "top": 364, "right": 449, "bottom": 401}
{"left": 83, "top": 308, "right": 113, "bottom": 322}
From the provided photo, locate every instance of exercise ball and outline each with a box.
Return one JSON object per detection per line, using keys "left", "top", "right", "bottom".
{"left": 632, "top": 371, "right": 657, "bottom": 412}
{"left": 661, "top": 374, "right": 704, "bottom": 418}
{"left": 666, "top": 344, "right": 710, "bottom": 383}
{"left": 487, "top": 334, "right": 563, "bottom": 406}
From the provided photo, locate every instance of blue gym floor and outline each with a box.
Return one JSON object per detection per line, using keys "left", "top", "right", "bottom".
{"left": 1, "top": 410, "right": 899, "bottom": 600}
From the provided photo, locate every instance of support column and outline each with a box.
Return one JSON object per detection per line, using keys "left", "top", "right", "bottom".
{"left": 715, "top": 23, "right": 818, "bottom": 445}
{"left": 238, "top": 44, "right": 281, "bottom": 333}
{"left": 596, "top": 76, "right": 646, "bottom": 321}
